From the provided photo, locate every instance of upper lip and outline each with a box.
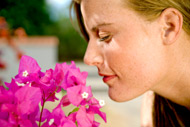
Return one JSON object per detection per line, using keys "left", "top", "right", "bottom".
{"left": 98, "top": 72, "right": 116, "bottom": 77}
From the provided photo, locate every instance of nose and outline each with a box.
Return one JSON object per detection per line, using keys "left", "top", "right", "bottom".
{"left": 83, "top": 40, "right": 103, "bottom": 67}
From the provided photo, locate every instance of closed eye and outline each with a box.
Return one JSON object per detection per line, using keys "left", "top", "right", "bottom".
{"left": 99, "top": 35, "right": 112, "bottom": 42}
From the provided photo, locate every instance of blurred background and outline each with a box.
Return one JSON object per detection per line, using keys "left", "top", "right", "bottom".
{"left": 0, "top": 0, "right": 87, "bottom": 61}
{"left": 0, "top": 0, "right": 143, "bottom": 126}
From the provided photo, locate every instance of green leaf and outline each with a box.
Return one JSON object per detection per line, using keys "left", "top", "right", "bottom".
{"left": 68, "top": 107, "right": 79, "bottom": 116}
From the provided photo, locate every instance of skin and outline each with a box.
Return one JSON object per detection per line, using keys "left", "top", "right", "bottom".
{"left": 81, "top": 0, "right": 190, "bottom": 106}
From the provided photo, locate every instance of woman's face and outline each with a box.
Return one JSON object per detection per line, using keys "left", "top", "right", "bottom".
{"left": 81, "top": 0, "right": 168, "bottom": 102}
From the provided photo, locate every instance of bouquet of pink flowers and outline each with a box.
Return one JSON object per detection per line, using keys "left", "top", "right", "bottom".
{"left": 0, "top": 55, "right": 106, "bottom": 127}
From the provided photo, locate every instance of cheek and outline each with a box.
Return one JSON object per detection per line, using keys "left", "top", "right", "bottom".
{"left": 106, "top": 37, "right": 168, "bottom": 101}
{"left": 126, "top": 45, "right": 166, "bottom": 84}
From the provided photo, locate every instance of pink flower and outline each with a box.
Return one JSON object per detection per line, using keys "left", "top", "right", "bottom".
{"left": 0, "top": 55, "right": 107, "bottom": 127}
{"left": 0, "top": 86, "right": 14, "bottom": 104}
{"left": 39, "top": 69, "right": 54, "bottom": 85}
{"left": 0, "top": 85, "right": 42, "bottom": 127}
{"left": 35, "top": 108, "right": 51, "bottom": 123}
{"left": 60, "top": 61, "right": 88, "bottom": 90}
{"left": 60, "top": 95, "right": 71, "bottom": 107}
{"left": 18, "top": 120, "right": 33, "bottom": 127}
{"left": 38, "top": 69, "right": 60, "bottom": 102}
{"left": 0, "top": 119, "right": 12, "bottom": 127}
{"left": 15, "top": 85, "right": 42, "bottom": 115}
{"left": 18, "top": 55, "right": 41, "bottom": 75}
{"left": 67, "top": 85, "right": 93, "bottom": 106}
{"left": 4, "top": 79, "right": 20, "bottom": 93}
{"left": 59, "top": 118, "right": 77, "bottom": 127}
{"left": 53, "top": 63, "right": 65, "bottom": 86}
{"left": 76, "top": 106, "right": 94, "bottom": 127}
{"left": 88, "top": 98, "right": 107, "bottom": 123}
{"left": 41, "top": 102, "right": 66, "bottom": 127}
{"left": 88, "top": 105, "right": 107, "bottom": 123}
{"left": 14, "top": 55, "right": 41, "bottom": 84}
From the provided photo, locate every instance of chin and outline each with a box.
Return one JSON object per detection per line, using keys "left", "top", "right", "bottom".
{"left": 108, "top": 88, "right": 134, "bottom": 102}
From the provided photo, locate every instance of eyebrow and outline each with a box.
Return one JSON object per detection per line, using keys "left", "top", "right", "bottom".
{"left": 91, "top": 23, "right": 113, "bottom": 32}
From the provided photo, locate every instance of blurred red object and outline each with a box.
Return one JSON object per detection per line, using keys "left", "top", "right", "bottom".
{"left": 14, "top": 27, "right": 27, "bottom": 39}
{"left": 0, "top": 17, "right": 9, "bottom": 37}
{"left": 0, "top": 60, "right": 6, "bottom": 69}
{"left": 0, "top": 16, "right": 25, "bottom": 60}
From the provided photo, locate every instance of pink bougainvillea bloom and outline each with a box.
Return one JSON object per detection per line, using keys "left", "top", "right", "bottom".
{"left": 35, "top": 108, "right": 50, "bottom": 123}
{"left": 4, "top": 79, "right": 20, "bottom": 93}
{"left": 0, "top": 55, "right": 107, "bottom": 127}
{"left": 0, "top": 119, "right": 12, "bottom": 127}
{"left": 60, "top": 61, "right": 88, "bottom": 90}
{"left": 38, "top": 69, "right": 60, "bottom": 103}
{"left": 53, "top": 63, "right": 65, "bottom": 86}
{"left": 67, "top": 85, "right": 93, "bottom": 106}
{"left": 67, "top": 112, "right": 77, "bottom": 123}
{"left": 65, "top": 68, "right": 88, "bottom": 86}
{"left": 41, "top": 102, "right": 66, "bottom": 127}
{"left": 1, "top": 103, "right": 31, "bottom": 126}
{"left": 14, "top": 55, "right": 41, "bottom": 84}
{"left": 15, "top": 85, "right": 42, "bottom": 115}
{"left": 92, "top": 121, "right": 100, "bottom": 127}
{"left": 27, "top": 107, "right": 41, "bottom": 127}
{"left": 18, "top": 55, "right": 41, "bottom": 75}
{"left": 76, "top": 106, "right": 94, "bottom": 127}
{"left": 59, "top": 118, "right": 77, "bottom": 127}
{"left": 39, "top": 69, "right": 53, "bottom": 85}
{"left": 18, "top": 119, "right": 33, "bottom": 127}
{"left": 87, "top": 98, "right": 107, "bottom": 123}
{"left": 88, "top": 105, "right": 107, "bottom": 123}
{"left": 0, "top": 86, "right": 14, "bottom": 104}
{"left": 60, "top": 95, "right": 71, "bottom": 107}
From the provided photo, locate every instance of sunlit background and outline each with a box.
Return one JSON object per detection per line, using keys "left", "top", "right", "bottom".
{"left": 0, "top": 0, "right": 86, "bottom": 62}
{"left": 46, "top": 0, "right": 71, "bottom": 20}
{"left": 0, "top": 0, "right": 142, "bottom": 127}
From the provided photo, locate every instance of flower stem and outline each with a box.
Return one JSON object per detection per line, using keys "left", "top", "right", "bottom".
{"left": 38, "top": 86, "right": 61, "bottom": 127}
{"left": 39, "top": 99, "right": 45, "bottom": 127}
{"left": 39, "top": 91, "right": 46, "bottom": 127}
{"left": 38, "top": 88, "right": 59, "bottom": 127}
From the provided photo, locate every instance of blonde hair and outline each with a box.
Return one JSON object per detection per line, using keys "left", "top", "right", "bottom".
{"left": 71, "top": 0, "right": 190, "bottom": 40}
{"left": 126, "top": 0, "right": 190, "bottom": 35}
{"left": 73, "top": 0, "right": 81, "bottom": 4}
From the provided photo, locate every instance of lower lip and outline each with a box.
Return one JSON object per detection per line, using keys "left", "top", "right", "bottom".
{"left": 103, "top": 75, "right": 116, "bottom": 83}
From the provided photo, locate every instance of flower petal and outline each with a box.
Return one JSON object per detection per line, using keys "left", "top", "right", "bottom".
{"left": 18, "top": 55, "right": 41, "bottom": 74}
{"left": 15, "top": 86, "right": 42, "bottom": 115}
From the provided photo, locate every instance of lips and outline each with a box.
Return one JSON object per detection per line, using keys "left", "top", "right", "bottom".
{"left": 103, "top": 75, "right": 117, "bottom": 83}
{"left": 99, "top": 73, "right": 117, "bottom": 83}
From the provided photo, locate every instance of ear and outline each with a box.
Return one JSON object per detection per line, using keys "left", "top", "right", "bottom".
{"left": 159, "top": 8, "right": 183, "bottom": 45}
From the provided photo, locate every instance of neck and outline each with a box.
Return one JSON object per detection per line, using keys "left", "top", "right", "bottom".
{"left": 152, "top": 32, "right": 190, "bottom": 107}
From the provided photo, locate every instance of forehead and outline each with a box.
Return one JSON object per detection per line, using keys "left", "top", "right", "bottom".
{"left": 81, "top": 0, "right": 126, "bottom": 28}
{"left": 81, "top": 0, "right": 123, "bottom": 15}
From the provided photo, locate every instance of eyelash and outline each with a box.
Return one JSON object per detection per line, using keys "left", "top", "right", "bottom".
{"left": 99, "top": 35, "right": 112, "bottom": 42}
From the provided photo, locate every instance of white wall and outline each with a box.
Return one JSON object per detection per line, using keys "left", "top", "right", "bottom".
{"left": 0, "top": 36, "right": 58, "bottom": 83}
